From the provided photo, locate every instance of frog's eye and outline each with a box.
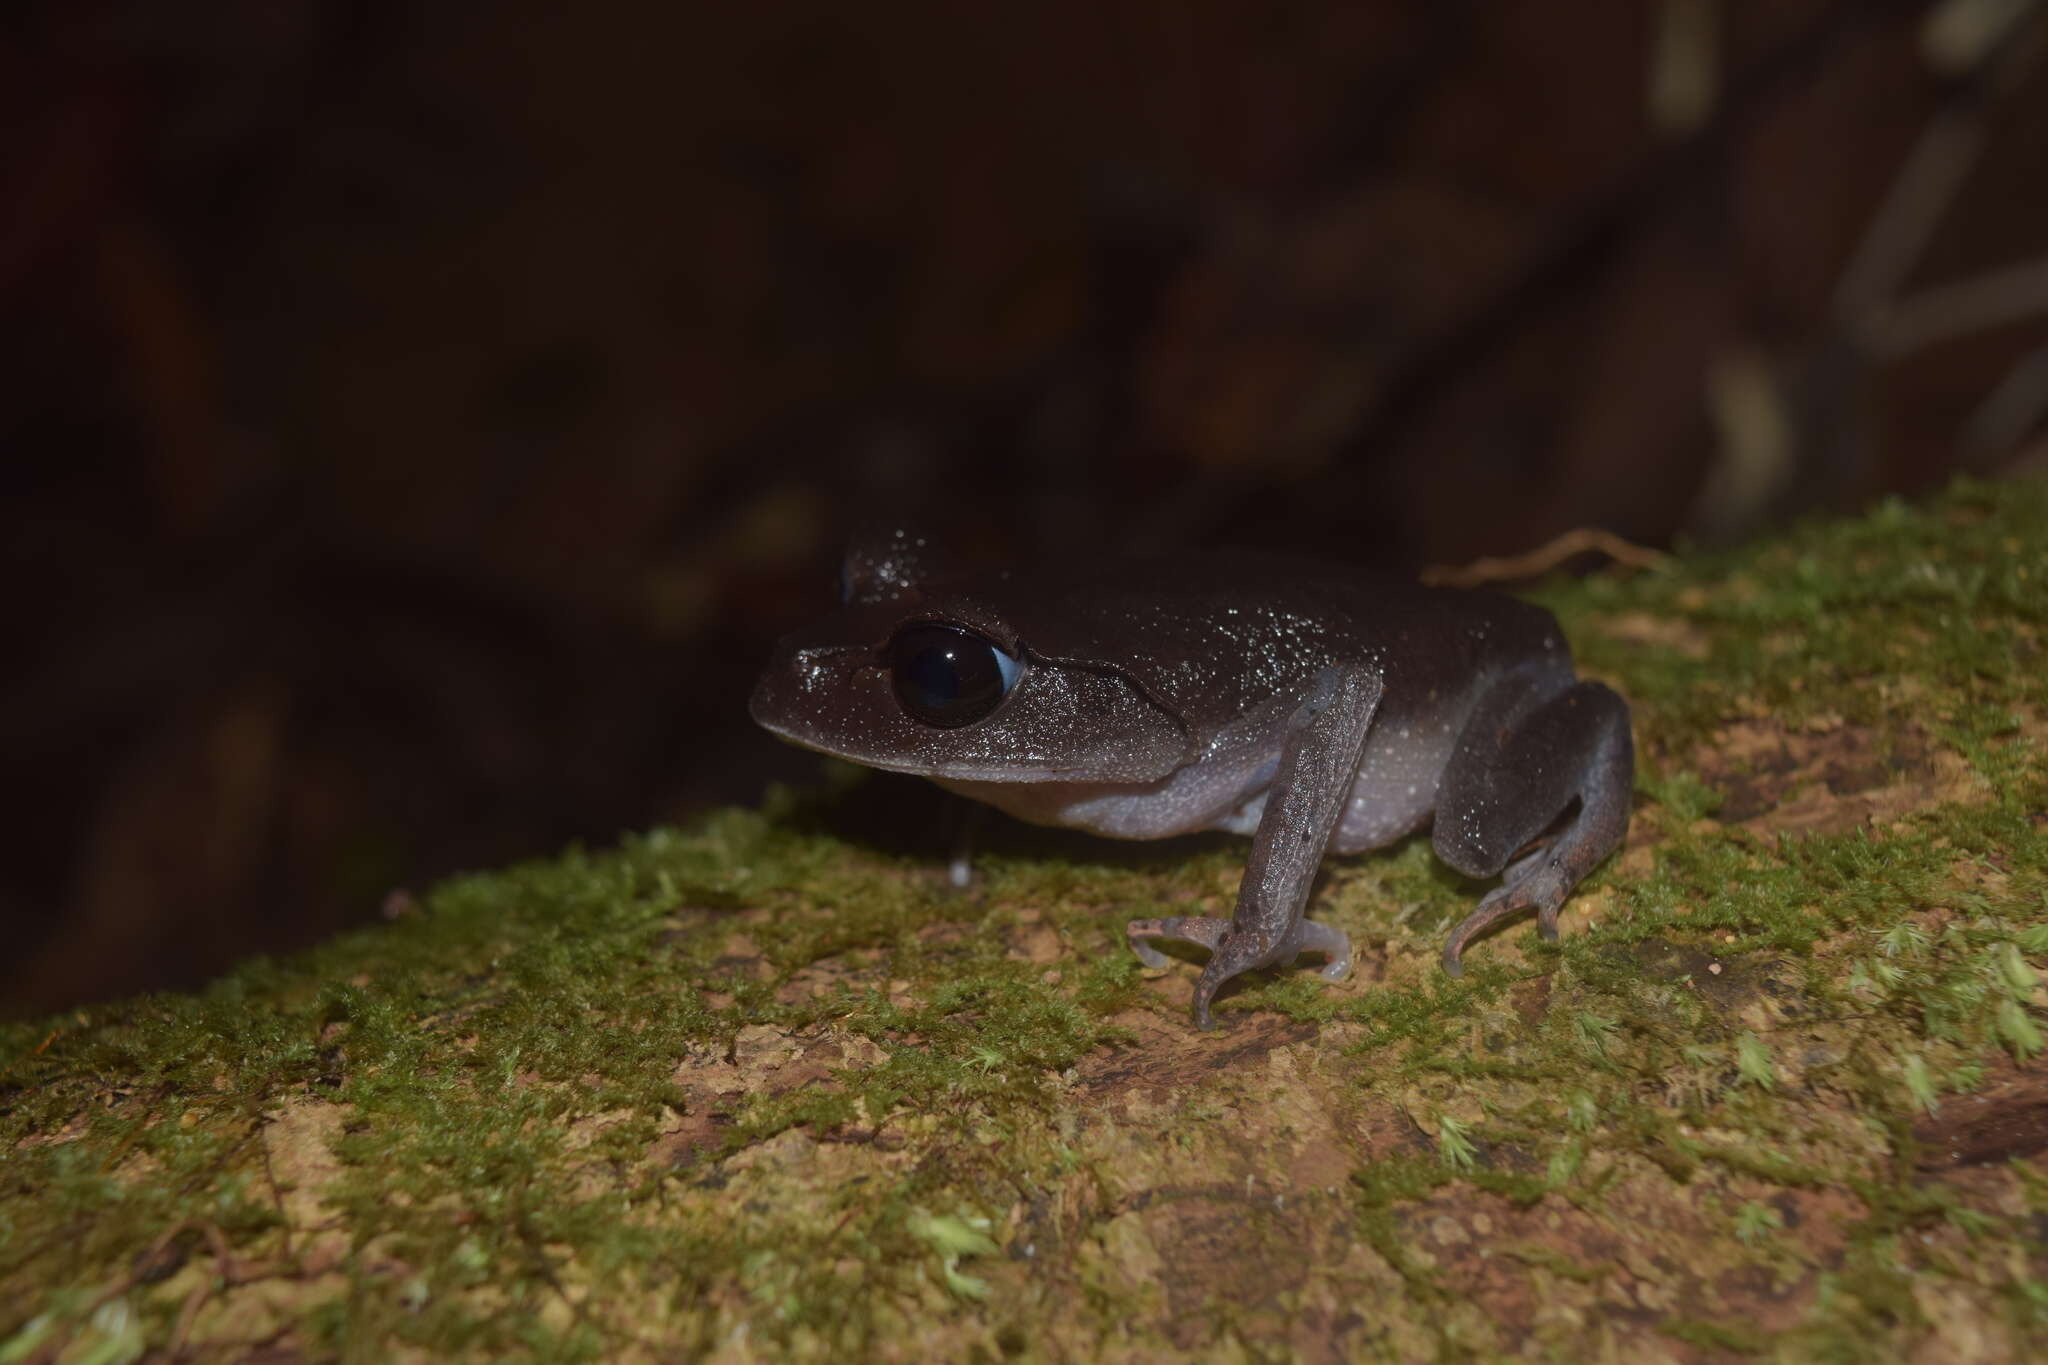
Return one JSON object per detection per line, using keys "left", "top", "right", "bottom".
{"left": 886, "top": 623, "right": 1019, "bottom": 728}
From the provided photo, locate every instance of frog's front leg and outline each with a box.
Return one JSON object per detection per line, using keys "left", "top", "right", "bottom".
{"left": 1127, "top": 664, "right": 1383, "bottom": 1029}
{"left": 1433, "top": 666, "right": 1633, "bottom": 973}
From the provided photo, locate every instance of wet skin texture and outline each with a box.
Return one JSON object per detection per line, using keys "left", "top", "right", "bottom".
{"left": 751, "top": 532, "right": 1634, "bottom": 1029}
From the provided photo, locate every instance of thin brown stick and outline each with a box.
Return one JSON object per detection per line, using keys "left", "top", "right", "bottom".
{"left": 169, "top": 1279, "right": 212, "bottom": 1359}
{"left": 1866, "top": 254, "right": 2048, "bottom": 358}
{"left": 1421, "top": 528, "right": 1672, "bottom": 588}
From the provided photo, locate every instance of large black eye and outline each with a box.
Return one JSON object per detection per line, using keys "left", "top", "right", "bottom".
{"left": 887, "top": 623, "right": 1019, "bottom": 728}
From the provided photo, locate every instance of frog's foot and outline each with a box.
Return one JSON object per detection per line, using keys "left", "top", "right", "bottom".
{"left": 1440, "top": 849, "right": 1570, "bottom": 977}
{"left": 1131, "top": 917, "right": 1354, "bottom": 1029}
{"left": 1290, "top": 918, "right": 1354, "bottom": 981}
{"left": 1125, "top": 916, "right": 1229, "bottom": 969}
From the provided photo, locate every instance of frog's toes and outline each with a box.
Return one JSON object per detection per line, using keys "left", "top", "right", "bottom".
{"left": 1190, "top": 927, "right": 1303, "bottom": 1028}
{"left": 1126, "top": 916, "right": 1230, "bottom": 969}
{"left": 1189, "top": 966, "right": 1228, "bottom": 1031}
{"left": 1135, "top": 917, "right": 1350, "bottom": 1026}
{"left": 1440, "top": 858, "right": 1570, "bottom": 975}
{"left": 1284, "top": 918, "right": 1353, "bottom": 981}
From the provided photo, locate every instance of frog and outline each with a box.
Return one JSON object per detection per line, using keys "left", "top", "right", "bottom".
{"left": 749, "top": 529, "right": 1634, "bottom": 1029}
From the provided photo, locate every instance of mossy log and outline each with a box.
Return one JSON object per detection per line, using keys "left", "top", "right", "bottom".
{"left": 7, "top": 478, "right": 2048, "bottom": 1361}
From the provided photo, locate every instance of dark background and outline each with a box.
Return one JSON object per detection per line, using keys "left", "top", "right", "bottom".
{"left": 5, "top": 0, "right": 2046, "bottom": 1016}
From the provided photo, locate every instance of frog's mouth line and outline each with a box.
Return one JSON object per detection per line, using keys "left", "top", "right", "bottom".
{"left": 754, "top": 717, "right": 1124, "bottom": 783}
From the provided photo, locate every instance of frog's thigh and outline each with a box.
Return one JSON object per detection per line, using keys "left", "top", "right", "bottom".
{"left": 1433, "top": 678, "right": 1632, "bottom": 883}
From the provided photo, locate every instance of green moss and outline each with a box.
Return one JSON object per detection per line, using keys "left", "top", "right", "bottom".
{"left": 1661, "top": 1316, "right": 1767, "bottom": 1354}
{"left": 6, "top": 476, "right": 2048, "bottom": 1359}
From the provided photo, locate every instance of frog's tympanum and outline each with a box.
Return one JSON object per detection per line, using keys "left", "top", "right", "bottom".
{"left": 751, "top": 530, "right": 1633, "bottom": 1028}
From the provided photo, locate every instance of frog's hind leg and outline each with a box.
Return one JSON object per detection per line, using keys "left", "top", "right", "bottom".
{"left": 1433, "top": 671, "right": 1633, "bottom": 975}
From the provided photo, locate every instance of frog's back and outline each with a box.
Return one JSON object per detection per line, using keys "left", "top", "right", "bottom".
{"left": 981, "top": 552, "right": 1565, "bottom": 748}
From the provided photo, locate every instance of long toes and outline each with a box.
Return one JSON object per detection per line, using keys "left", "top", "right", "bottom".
{"left": 1439, "top": 849, "right": 1593, "bottom": 974}
{"left": 1191, "top": 961, "right": 1238, "bottom": 1031}
{"left": 1130, "top": 929, "right": 1179, "bottom": 970}
{"left": 1515, "top": 871, "right": 1570, "bottom": 943}
{"left": 1131, "top": 916, "right": 1354, "bottom": 1027}
{"left": 1286, "top": 919, "right": 1353, "bottom": 981}
{"left": 1127, "top": 916, "right": 1231, "bottom": 968}
{"left": 1440, "top": 886, "right": 1534, "bottom": 975}
{"left": 1130, "top": 915, "right": 1231, "bottom": 948}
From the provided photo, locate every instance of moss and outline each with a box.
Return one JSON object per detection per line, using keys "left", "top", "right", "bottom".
{"left": 1661, "top": 1316, "right": 1767, "bottom": 1354}
{"left": 6, "top": 476, "right": 2048, "bottom": 1359}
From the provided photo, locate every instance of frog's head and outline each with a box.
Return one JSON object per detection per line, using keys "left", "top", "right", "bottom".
{"left": 749, "top": 531, "right": 1190, "bottom": 783}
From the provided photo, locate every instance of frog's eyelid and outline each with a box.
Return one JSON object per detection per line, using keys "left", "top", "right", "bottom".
{"left": 895, "top": 618, "right": 1025, "bottom": 680}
